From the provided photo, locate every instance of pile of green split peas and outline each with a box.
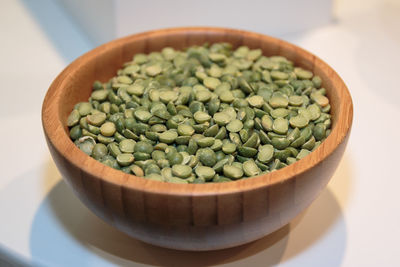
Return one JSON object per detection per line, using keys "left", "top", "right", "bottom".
{"left": 67, "top": 43, "right": 332, "bottom": 184}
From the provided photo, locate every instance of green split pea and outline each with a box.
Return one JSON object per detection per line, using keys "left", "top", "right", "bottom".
{"left": 68, "top": 43, "right": 332, "bottom": 183}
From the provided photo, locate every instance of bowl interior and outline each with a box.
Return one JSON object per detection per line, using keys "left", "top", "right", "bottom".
{"left": 43, "top": 27, "right": 353, "bottom": 195}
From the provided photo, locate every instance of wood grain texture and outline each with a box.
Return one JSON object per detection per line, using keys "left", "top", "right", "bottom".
{"left": 42, "top": 27, "right": 353, "bottom": 250}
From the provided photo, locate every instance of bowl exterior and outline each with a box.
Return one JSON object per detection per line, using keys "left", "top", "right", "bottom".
{"left": 42, "top": 27, "right": 353, "bottom": 250}
{"left": 45, "top": 132, "right": 349, "bottom": 250}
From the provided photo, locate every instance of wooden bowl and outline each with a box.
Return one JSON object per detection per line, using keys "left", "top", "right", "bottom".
{"left": 42, "top": 27, "right": 353, "bottom": 251}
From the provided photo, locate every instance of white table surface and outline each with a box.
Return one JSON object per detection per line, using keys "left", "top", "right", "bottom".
{"left": 1, "top": 0, "right": 399, "bottom": 266}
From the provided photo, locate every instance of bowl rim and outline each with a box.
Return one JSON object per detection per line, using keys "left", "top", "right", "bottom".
{"left": 42, "top": 26, "right": 353, "bottom": 196}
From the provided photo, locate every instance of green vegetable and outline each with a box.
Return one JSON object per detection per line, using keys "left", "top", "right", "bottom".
{"left": 67, "top": 43, "right": 332, "bottom": 183}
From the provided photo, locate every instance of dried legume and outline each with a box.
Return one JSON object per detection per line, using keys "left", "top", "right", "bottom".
{"left": 68, "top": 43, "right": 332, "bottom": 183}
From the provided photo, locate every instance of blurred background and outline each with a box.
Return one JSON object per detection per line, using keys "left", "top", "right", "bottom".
{"left": 56, "top": 0, "right": 334, "bottom": 46}
{"left": 1, "top": 0, "right": 400, "bottom": 266}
